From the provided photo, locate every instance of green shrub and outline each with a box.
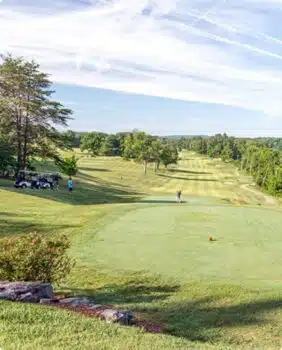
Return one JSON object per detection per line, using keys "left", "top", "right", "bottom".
{"left": 0, "top": 233, "right": 75, "bottom": 283}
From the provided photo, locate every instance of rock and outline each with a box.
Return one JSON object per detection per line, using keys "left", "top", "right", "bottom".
{"left": 117, "top": 311, "right": 135, "bottom": 325}
{"left": 59, "top": 297, "right": 95, "bottom": 307}
{"left": 89, "top": 304, "right": 103, "bottom": 310}
{"left": 35, "top": 283, "right": 54, "bottom": 300}
{"left": 99, "top": 309, "right": 120, "bottom": 323}
{"left": 59, "top": 297, "right": 82, "bottom": 305}
{"left": 99, "top": 309, "right": 135, "bottom": 325}
{"left": 17, "top": 292, "right": 38, "bottom": 303}
{"left": 72, "top": 298, "right": 95, "bottom": 307}
{"left": 0, "top": 291, "right": 16, "bottom": 300}
{"left": 40, "top": 298, "right": 59, "bottom": 304}
{"left": 0, "top": 282, "right": 137, "bottom": 327}
{"left": 0, "top": 282, "right": 54, "bottom": 302}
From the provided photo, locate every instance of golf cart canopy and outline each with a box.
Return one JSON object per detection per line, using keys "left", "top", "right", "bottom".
{"left": 18, "top": 171, "right": 61, "bottom": 179}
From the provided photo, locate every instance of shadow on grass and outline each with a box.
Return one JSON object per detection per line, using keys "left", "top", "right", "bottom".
{"left": 0, "top": 215, "right": 79, "bottom": 238}
{"left": 61, "top": 277, "right": 282, "bottom": 344}
{"left": 64, "top": 282, "right": 180, "bottom": 304}
{"left": 77, "top": 171, "right": 98, "bottom": 182}
{"left": 0, "top": 212, "right": 20, "bottom": 217}
{"left": 139, "top": 200, "right": 187, "bottom": 204}
{"left": 77, "top": 171, "right": 132, "bottom": 190}
{"left": 167, "top": 169, "right": 212, "bottom": 175}
{"left": 159, "top": 297, "right": 282, "bottom": 342}
{"left": 157, "top": 174, "right": 218, "bottom": 182}
{"left": 0, "top": 179, "right": 142, "bottom": 206}
{"left": 79, "top": 167, "right": 111, "bottom": 172}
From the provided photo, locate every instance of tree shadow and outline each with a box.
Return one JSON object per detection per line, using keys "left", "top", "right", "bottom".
{"left": 157, "top": 174, "right": 218, "bottom": 182}
{"left": 156, "top": 297, "right": 282, "bottom": 343}
{"left": 60, "top": 279, "right": 282, "bottom": 345}
{"left": 0, "top": 214, "right": 79, "bottom": 238}
{"left": 77, "top": 172, "right": 129, "bottom": 189}
{"left": 79, "top": 167, "right": 111, "bottom": 172}
{"left": 0, "top": 212, "right": 20, "bottom": 217}
{"left": 167, "top": 169, "right": 212, "bottom": 175}
{"left": 139, "top": 200, "right": 187, "bottom": 204}
{"left": 77, "top": 171, "right": 98, "bottom": 182}
{"left": 0, "top": 180, "right": 142, "bottom": 206}
{"left": 61, "top": 281, "right": 180, "bottom": 305}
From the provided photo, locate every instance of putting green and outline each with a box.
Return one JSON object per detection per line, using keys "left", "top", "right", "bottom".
{"left": 93, "top": 198, "right": 282, "bottom": 288}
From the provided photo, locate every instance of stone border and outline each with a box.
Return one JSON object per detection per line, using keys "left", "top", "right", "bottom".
{"left": 0, "top": 282, "right": 166, "bottom": 333}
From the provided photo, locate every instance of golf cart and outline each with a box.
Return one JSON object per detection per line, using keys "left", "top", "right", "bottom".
{"left": 14, "top": 171, "right": 61, "bottom": 190}
{"left": 14, "top": 170, "right": 37, "bottom": 189}
{"left": 37, "top": 172, "right": 61, "bottom": 190}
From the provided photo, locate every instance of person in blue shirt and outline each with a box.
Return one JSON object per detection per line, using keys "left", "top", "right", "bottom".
{"left": 68, "top": 178, "right": 73, "bottom": 193}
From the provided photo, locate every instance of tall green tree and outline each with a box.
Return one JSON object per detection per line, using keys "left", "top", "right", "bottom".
{"left": 62, "top": 130, "right": 81, "bottom": 148}
{"left": 150, "top": 138, "right": 164, "bottom": 172}
{"left": 80, "top": 132, "right": 106, "bottom": 156}
{"left": 122, "top": 131, "right": 154, "bottom": 174}
{"left": 100, "top": 134, "right": 122, "bottom": 156}
{"left": 122, "top": 133, "right": 136, "bottom": 160}
{"left": 132, "top": 132, "right": 154, "bottom": 175}
{"left": 0, "top": 54, "right": 72, "bottom": 173}
{"left": 160, "top": 142, "right": 179, "bottom": 168}
{"left": 0, "top": 134, "right": 15, "bottom": 176}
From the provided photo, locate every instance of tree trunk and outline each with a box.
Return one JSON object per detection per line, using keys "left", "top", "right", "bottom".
{"left": 16, "top": 112, "right": 23, "bottom": 175}
{"left": 154, "top": 162, "right": 157, "bottom": 173}
{"left": 23, "top": 115, "right": 29, "bottom": 170}
{"left": 143, "top": 160, "right": 147, "bottom": 175}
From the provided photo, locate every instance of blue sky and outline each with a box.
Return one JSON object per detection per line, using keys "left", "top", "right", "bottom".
{"left": 1, "top": 0, "right": 282, "bottom": 136}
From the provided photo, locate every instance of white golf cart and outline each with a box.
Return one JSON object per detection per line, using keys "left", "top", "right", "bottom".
{"left": 14, "top": 171, "right": 61, "bottom": 190}
{"left": 14, "top": 171, "right": 37, "bottom": 189}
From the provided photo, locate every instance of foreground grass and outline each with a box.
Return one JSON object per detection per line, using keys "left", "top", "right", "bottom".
{"left": 1, "top": 152, "right": 282, "bottom": 349}
{"left": 2, "top": 268, "right": 282, "bottom": 349}
{"left": 0, "top": 300, "right": 200, "bottom": 350}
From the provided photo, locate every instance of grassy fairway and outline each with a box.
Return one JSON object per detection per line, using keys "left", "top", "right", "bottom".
{"left": 91, "top": 201, "right": 282, "bottom": 287}
{"left": 1, "top": 152, "right": 282, "bottom": 349}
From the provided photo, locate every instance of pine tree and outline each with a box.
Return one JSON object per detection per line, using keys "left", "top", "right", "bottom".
{"left": 0, "top": 54, "right": 72, "bottom": 173}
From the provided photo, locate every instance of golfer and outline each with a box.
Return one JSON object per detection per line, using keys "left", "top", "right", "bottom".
{"left": 176, "top": 190, "right": 182, "bottom": 203}
{"left": 68, "top": 178, "right": 73, "bottom": 193}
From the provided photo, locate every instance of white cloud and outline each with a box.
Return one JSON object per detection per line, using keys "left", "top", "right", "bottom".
{"left": 1, "top": 0, "right": 282, "bottom": 116}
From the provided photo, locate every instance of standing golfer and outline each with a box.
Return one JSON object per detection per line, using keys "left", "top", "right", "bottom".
{"left": 176, "top": 190, "right": 182, "bottom": 203}
{"left": 68, "top": 177, "right": 73, "bottom": 193}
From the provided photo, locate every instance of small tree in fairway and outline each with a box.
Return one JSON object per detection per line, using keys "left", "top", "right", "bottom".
{"left": 55, "top": 155, "right": 78, "bottom": 179}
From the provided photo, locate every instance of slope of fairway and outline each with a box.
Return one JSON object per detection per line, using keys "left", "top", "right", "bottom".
{"left": 2, "top": 152, "right": 282, "bottom": 349}
{"left": 26, "top": 150, "right": 277, "bottom": 205}
{"left": 89, "top": 200, "right": 282, "bottom": 288}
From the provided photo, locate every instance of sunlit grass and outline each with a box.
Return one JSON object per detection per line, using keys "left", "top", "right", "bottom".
{"left": 1, "top": 152, "right": 282, "bottom": 349}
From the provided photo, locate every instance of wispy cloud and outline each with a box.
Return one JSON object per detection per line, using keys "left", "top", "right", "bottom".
{"left": 1, "top": 0, "right": 282, "bottom": 116}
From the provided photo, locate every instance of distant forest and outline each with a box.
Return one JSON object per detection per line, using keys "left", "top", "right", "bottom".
{"left": 179, "top": 134, "right": 282, "bottom": 195}
{"left": 63, "top": 131, "right": 282, "bottom": 195}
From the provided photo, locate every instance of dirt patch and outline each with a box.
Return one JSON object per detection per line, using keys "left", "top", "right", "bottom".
{"left": 54, "top": 303, "right": 167, "bottom": 334}
{"left": 231, "top": 199, "right": 248, "bottom": 205}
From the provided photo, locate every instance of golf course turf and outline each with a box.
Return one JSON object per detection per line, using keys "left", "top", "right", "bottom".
{"left": 1, "top": 152, "right": 282, "bottom": 349}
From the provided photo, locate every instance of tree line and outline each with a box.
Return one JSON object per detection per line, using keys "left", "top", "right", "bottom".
{"left": 180, "top": 134, "right": 282, "bottom": 195}
{"left": 2, "top": 54, "right": 281, "bottom": 186}
{"left": 80, "top": 130, "right": 179, "bottom": 174}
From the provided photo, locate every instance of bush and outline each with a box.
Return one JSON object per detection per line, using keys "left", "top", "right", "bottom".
{"left": 0, "top": 233, "right": 75, "bottom": 283}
